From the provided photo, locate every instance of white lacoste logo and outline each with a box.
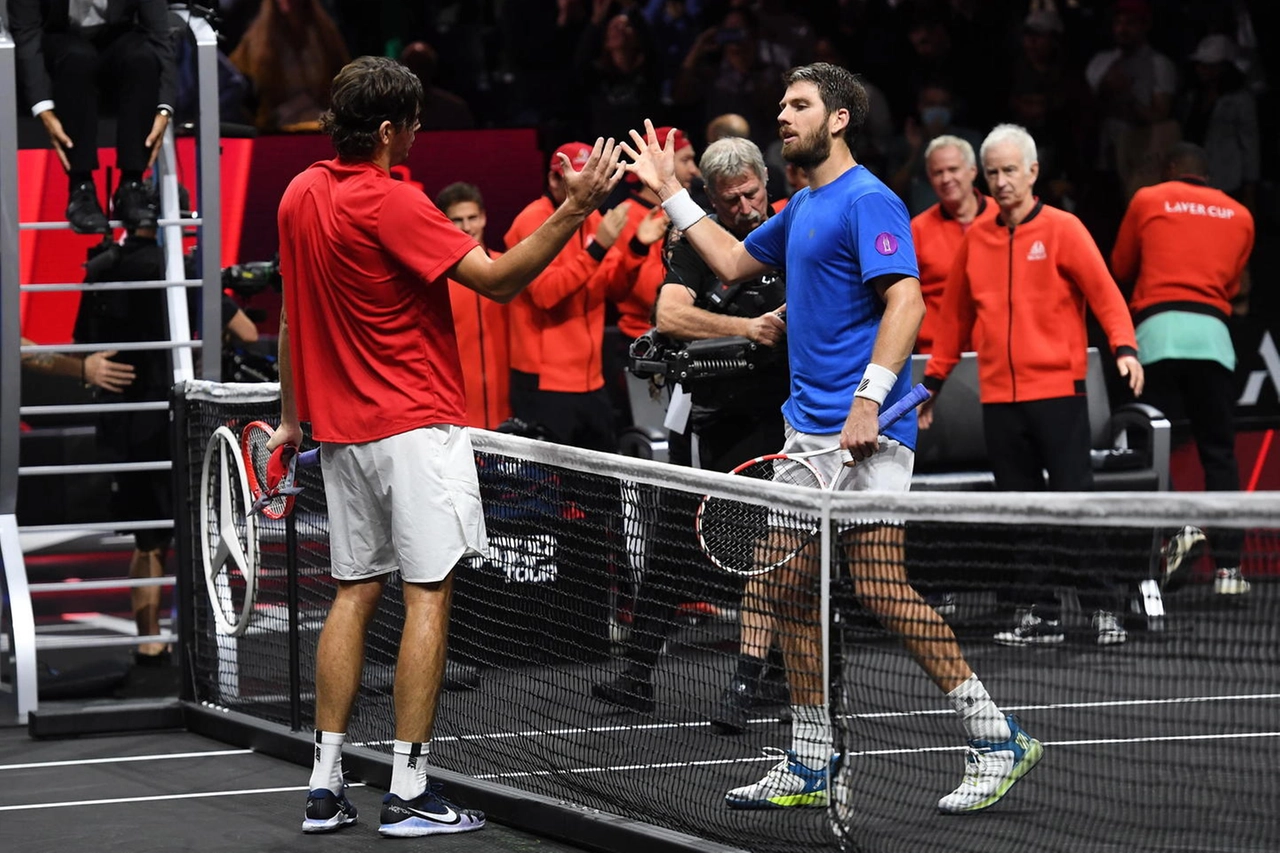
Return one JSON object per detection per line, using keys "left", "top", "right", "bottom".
{"left": 1026, "top": 240, "right": 1047, "bottom": 261}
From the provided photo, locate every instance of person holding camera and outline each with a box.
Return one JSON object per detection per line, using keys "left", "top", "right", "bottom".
{"left": 591, "top": 136, "right": 790, "bottom": 727}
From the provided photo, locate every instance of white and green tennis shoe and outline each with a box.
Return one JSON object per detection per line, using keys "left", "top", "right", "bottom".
{"left": 725, "top": 747, "right": 831, "bottom": 809}
{"left": 938, "top": 715, "right": 1043, "bottom": 814}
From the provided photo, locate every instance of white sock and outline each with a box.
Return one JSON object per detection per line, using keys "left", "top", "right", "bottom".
{"left": 790, "top": 704, "right": 831, "bottom": 771}
{"left": 947, "top": 675, "right": 1011, "bottom": 743}
{"left": 390, "top": 739, "right": 430, "bottom": 800}
{"left": 309, "top": 730, "right": 346, "bottom": 793}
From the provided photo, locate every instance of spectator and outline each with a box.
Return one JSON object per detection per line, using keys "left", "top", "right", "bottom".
{"left": 673, "top": 7, "right": 790, "bottom": 154}
{"left": 922, "top": 124, "right": 1143, "bottom": 647}
{"left": 504, "top": 142, "right": 642, "bottom": 451}
{"left": 7, "top": 0, "right": 177, "bottom": 233}
{"left": 887, "top": 80, "right": 982, "bottom": 215}
{"left": 1111, "top": 142, "right": 1254, "bottom": 596}
{"left": 400, "top": 41, "right": 476, "bottom": 131}
{"left": 909, "top": 135, "right": 996, "bottom": 356}
{"left": 229, "top": 0, "right": 350, "bottom": 133}
{"left": 1084, "top": 0, "right": 1180, "bottom": 197}
{"left": 1178, "top": 34, "right": 1259, "bottom": 210}
{"left": 575, "top": 6, "right": 660, "bottom": 140}
{"left": 436, "top": 182, "right": 509, "bottom": 429}
{"left": 705, "top": 112, "right": 749, "bottom": 143}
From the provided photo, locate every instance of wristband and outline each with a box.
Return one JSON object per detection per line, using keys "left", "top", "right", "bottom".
{"left": 854, "top": 363, "right": 897, "bottom": 406}
{"left": 660, "top": 189, "right": 706, "bottom": 232}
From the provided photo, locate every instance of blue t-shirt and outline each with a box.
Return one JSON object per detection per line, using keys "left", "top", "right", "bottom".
{"left": 744, "top": 165, "right": 919, "bottom": 448}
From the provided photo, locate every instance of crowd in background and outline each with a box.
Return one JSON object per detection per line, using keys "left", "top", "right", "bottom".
{"left": 211, "top": 0, "right": 1272, "bottom": 262}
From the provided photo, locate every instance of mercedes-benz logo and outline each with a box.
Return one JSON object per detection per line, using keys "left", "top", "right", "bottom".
{"left": 199, "top": 426, "right": 259, "bottom": 637}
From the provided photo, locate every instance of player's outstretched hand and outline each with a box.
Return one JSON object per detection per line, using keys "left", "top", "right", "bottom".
{"left": 621, "top": 119, "right": 681, "bottom": 200}
{"left": 561, "top": 137, "right": 626, "bottom": 214}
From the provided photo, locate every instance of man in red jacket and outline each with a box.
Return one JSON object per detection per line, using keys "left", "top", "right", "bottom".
{"left": 437, "top": 182, "right": 511, "bottom": 430}
{"left": 1112, "top": 142, "right": 1255, "bottom": 595}
{"left": 921, "top": 123, "right": 1144, "bottom": 647}
{"left": 504, "top": 142, "right": 667, "bottom": 451}
{"left": 910, "top": 134, "right": 997, "bottom": 355}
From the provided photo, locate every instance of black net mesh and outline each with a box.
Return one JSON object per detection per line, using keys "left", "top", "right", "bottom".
{"left": 177, "top": 382, "right": 1280, "bottom": 853}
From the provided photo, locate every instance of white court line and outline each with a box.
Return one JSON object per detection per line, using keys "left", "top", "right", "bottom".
{"left": 0, "top": 783, "right": 366, "bottom": 813}
{"left": 475, "top": 730, "right": 1280, "bottom": 781}
{"left": 352, "top": 692, "right": 1280, "bottom": 748}
{"left": 0, "top": 749, "right": 253, "bottom": 772}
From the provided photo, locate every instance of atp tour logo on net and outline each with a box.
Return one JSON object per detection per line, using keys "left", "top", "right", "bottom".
{"left": 490, "top": 534, "right": 558, "bottom": 584}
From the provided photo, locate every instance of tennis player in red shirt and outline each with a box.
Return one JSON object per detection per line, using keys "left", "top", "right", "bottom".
{"left": 268, "top": 57, "right": 623, "bottom": 837}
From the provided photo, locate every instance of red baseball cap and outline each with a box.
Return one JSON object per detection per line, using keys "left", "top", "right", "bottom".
{"left": 550, "top": 142, "right": 593, "bottom": 175}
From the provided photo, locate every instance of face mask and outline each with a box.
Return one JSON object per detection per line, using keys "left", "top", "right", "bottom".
{"left": 921, "top": 106, "right": 952, "bottom": 128}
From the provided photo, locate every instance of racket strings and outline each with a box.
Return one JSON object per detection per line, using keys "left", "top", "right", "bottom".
{"left": 244, "top": 425, "right": 289, "bottom": 518}
{"left": 698, "top": 458, "right": 823, "bottom": 575}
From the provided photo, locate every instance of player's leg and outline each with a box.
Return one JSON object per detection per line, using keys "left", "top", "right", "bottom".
{"left": 1183, "top": 361, "right": 1248, "bottom": 593}
{"left": 983, "top": 403, "right": 1062, "bottom": 644}
{"left": 128, "top": 541, "right": 166, "bottom": 658}
{"left": 303, "top": 439, "right": 397, "bottom": 832}
{"left": 701, "top": 414, "right": 792, "bottom": 732}
{"left": 377, "top": 425, "right": 486, "bottom": 837}
{"left": 725, "top": 546, "right": 830, "bottom": 809}
{"left": 841, "top": 441, "right": 1042, "bottom": 815}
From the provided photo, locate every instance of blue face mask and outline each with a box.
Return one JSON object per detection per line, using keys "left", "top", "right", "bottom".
{"left": 921, "top": 106, "right": 952, "bottom": 128}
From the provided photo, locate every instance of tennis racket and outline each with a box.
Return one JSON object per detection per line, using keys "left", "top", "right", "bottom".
{"left": 241, "top": 420, "right": 320, "bottom": 519}
{"left": 696, "top": 383, "right": 930, "bottom": 576}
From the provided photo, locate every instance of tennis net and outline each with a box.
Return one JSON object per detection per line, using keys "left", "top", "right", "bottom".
{"left": 175, "top": 379, "right": 1280, "bottom": 853}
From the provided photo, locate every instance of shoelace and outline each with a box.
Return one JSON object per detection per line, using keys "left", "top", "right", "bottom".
{"left": 961, "top": 746, "right": 993, "bottom": 786}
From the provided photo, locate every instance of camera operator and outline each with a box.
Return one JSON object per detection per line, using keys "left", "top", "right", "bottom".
{"left": 592, "top": 137, "right": 789, "bottom": 726}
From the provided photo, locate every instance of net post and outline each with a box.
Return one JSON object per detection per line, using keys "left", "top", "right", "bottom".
{"left": 172, "top": 381, "right": 198, "bottom": 703}
{"left": 286, "top": 513, "right": 302, "bottom": 732}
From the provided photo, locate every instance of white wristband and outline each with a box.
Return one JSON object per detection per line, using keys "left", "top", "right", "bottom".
{"left": 660, "top": 189, "right": 707, "bottom": 232}
{"left": 854, "top": 363, "right": 897, "bottom": 406}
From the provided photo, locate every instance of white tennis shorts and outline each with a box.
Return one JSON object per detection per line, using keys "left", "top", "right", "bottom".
{"left": 321, "top": 425, "right": 488, "bottom": 583}
{"left": 781, "top": 419, "right": 914, "bottom": 493}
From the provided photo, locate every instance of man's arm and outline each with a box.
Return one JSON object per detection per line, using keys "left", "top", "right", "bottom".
{"left": 20, "top": 338, "right": 136, "bottom": 392}
{"left": 655, "top": 284, "right": 785, "bottom": 345}
{"left": 451, "top": 138, "right": 625, "bottom": 302}
{"left": 267, "top": 304, "right": 304, "bottom": 452}
{"left": 621, "top": 120, "right": 769, "bottom": 284}
{"left": 841, "top": 274, "right": 924, "bottom": 460}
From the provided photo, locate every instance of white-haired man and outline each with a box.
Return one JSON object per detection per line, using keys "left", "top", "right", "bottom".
{"left": 921, "top": 123, "right": 1144, "bottom": 647}
{"left": 910, "top": 135, "right": 997, "bottom": 355}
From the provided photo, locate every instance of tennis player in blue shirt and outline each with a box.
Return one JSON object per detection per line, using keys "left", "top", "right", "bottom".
{"left": 623, "top": 63, "right": 1042, "bottom": 816}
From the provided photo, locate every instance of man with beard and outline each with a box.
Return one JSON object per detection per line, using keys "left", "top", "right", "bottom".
{"left": 622, "top": 64, "right": 1041, "bottom": 814}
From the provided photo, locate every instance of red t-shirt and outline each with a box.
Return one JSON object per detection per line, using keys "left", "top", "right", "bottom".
{"left": 278, "top": 159, "right": 476, "bottom": 443}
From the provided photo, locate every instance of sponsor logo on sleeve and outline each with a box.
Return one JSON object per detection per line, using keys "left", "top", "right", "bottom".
{"left": 874, "top": 232, "right": 900, "bottom": 256}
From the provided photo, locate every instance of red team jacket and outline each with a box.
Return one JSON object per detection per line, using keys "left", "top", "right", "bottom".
{"left": 925, "top": 201, "right": 1137, "bottom": 403}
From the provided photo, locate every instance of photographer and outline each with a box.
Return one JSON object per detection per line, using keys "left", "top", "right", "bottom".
{"left": 592, "top": 137, "right": 788, "bottom": 726}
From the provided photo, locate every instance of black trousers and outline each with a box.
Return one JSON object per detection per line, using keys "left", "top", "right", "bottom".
{"left": 983, "top": 396, "right": 1121, "bottom": 616}
{"left": 1142, "top": 359, "right": 1243, "bottom": 567}
{"left": 623, "top": 408, "right": 784, "bottom": 673}
{"left": 43, "top": 27, "right": 161, "bottom": 174}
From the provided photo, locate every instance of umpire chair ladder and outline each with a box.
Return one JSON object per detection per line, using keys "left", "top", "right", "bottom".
{"left": 0, "top": 8, "right": 223, "bottom": 725}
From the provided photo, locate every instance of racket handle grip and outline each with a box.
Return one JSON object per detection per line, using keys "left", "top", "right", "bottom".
{"left": 877, "top": 383, "right": 931, "bottom": 430}
{"left": 297, "top": 448, "right": 321, "bottom": 468}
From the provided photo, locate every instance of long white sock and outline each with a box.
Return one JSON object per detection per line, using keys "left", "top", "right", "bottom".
{"left": 309, "top": 730, "right": 346, "bottom": 793}
{"left": 390, "top": 739, "right": 430, "bottom": 800}
{"left": 790, "top": 704, "right": 831, "bottom": 771}
{"left": 947, "top": 675, "right": 1011, "bottom": 742}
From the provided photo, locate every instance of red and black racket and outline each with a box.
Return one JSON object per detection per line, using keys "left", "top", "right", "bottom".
{"left": 241, "top": 420, "right": 319, "bottom": 519}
